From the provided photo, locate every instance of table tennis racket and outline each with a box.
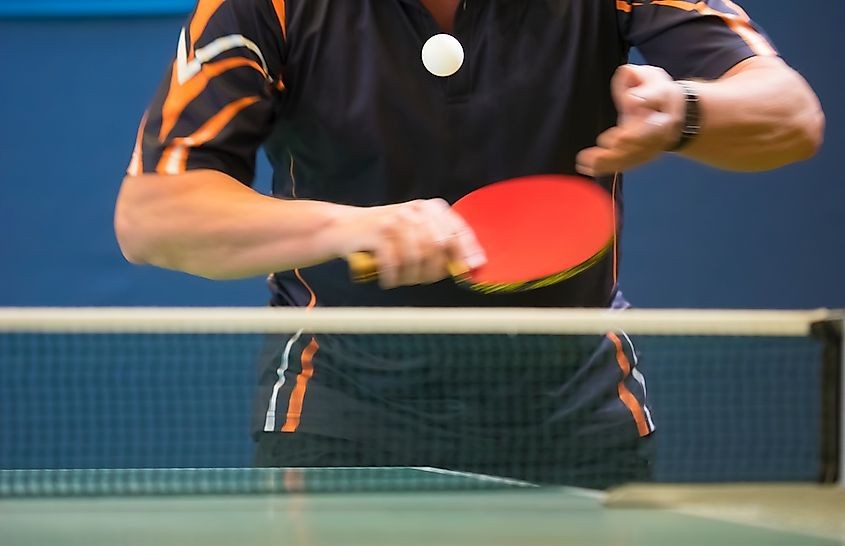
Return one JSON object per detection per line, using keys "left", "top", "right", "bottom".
{"left": 348, "top": 174, "right": 616, "bottom": 294}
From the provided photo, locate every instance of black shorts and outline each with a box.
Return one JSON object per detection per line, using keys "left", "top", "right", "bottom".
{"left": 254, "top": 430, "right": 653, "bottom": 490}
{"left": 253, "top": 330, "right": 654, "bottom": 489}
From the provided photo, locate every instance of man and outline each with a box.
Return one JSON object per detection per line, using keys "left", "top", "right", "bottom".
{"left": 115, "top": 0, "right": 823, "bottom": 487}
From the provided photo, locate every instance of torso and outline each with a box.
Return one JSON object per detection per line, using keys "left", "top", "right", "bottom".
{"left": 267, "top": 0, "right": 628, "bottom": 308}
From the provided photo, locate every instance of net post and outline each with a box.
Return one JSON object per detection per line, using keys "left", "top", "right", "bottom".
{"left": 810, "top": 315, "right": 842, "bottom": 484}
{"left": 834, "top": 314, "right": 845, "bottom": 489}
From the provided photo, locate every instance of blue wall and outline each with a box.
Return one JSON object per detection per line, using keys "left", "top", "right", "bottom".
{"left": 0, "top": 1, "right": 193, "bottom": 17}
{"left": 0, "top": 15, "right": 270, "bottom": 306}
{"left": 0, "top": 1, "right": 842, "bottom": 309}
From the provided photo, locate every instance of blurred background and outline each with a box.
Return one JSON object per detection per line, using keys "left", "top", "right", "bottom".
{"left": 0, "top": 0, "right": 842, "bottom": 309}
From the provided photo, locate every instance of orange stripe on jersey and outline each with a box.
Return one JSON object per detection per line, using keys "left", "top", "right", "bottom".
{"left": 156, "top": 144, "right": 189, "bottom": 176}
{"left": 281, "top": 337, "right": 319, "bottom": 432}
{"left": 607, "top": 332, "right": 650, "bottom": 436}
{"left": 650, "top": 0, "right": 777, "bottom": 56}
{"left": 156, "top": 95, "right": 260, "bottom": 175}
{"left": 188, "top": 0, "right": 227, "bottom": 57}
{"left": 270, "top": 0, "right": 287, "bottom": 40}
{"left": 721, "top": 0, "right": 750, "bottom": 19}
{"left": 294, "top": 269, "right": 318, "bottom": 309}
{"left": 127, "top": 112, "right": 148, "bottom": 176}
{"left": 616, "top": 1, "right": 634, "bottom": 12}
{"left": 719, "top": 0, "right": 775, "bottom": 54}
{"left": 159, "top": 56, "right": 266, "bottom": 142}
{"left": 181, "top": 95, "right": 260, "bottom": 146}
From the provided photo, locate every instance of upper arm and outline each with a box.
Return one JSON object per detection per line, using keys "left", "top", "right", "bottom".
{"left": 616, "top": 0, "right": 778, "bottom": 80}
{"left": 127, "top": 0, "right": 287, "bottom": 185}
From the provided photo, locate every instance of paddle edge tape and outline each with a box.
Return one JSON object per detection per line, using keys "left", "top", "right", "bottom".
{"left": 461, "top": 239, "right": 614, "bottom": 295}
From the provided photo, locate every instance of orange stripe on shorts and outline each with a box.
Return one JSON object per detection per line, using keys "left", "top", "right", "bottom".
{"left": 281, "top": 337, "right": 319, "bottom": 432}
{"left": 607, "top": 332, "right": 650, "bottom": 436}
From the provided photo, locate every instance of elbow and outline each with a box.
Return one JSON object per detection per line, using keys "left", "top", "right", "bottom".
{"left": 789, "top": 75, "right": 826, "bottom": 162}
{"left": 113, "top": 174, "right": 237, "bottom": 279}
{"left": 751, "top": 65, "right": 825, "bottom": 168}
{"left": 114, "top": 205, "right": 146, "bottom": 266}
{"left": 114, "top": 181, "right": 233, "bottom": 279}
{"left": 114, "top": 204, "right": 188, "bottom": 272}
{"left": 755, "top": 101, "right": 825, "bottom": 171}
{"left": 114, "top": 179, "right": 154, "bottom": 266}
{"left": 780, "top": 108, "right": 825, "bottom": 166}
{"left": 799, "top": 108, "right": 826, "bottom": 161}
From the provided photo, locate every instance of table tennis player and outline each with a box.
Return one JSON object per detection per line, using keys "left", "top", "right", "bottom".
{"left": 114, "top": 0, "right": 824, "bottom": 487}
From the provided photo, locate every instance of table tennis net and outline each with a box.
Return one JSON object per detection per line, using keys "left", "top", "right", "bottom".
{"left": 0, "top": 308, "right": 841, "bottom": 496}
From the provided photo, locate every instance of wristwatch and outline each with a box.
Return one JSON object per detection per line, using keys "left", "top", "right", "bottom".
{"left": 668, "top": 80, "right": 701, "bottom": 152}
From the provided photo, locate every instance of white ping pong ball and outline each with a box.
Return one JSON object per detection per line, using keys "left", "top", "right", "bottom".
{"left": 421, "top": 34, "right": 464, "bottom": 77}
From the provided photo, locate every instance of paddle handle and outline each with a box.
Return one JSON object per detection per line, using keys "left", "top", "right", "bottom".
{"left": 347, "top": 252, "right": 380, "bottom": 283}
{"left": 347, "top": 252, "right": 470, "bottom": 284}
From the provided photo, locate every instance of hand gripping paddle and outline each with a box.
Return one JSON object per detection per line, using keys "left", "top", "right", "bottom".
{"left": 348, "top": 174, "right": 616, "bottom": 294}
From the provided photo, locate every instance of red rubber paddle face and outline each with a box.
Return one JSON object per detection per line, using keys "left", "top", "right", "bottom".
{"left": 451, "top": 175, "right": 616, "bottom": 293}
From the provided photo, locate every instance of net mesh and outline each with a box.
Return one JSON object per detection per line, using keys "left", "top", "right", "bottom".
{"left": 0, "top": 308, "right": 840, "bottom": 496}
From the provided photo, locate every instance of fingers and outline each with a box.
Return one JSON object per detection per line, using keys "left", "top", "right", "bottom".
{"left": 611, "top": 65, "right": 648, "bottom": 124}
{"left": 368, "top": 199, "right": 486, "bottom": 289}
{"left": 414, "top": 199, "right": 458, "bottom": 283}
{"left": 576, "top": 116, "right": 672, "bottom": 176}
{"left": 612, "top": 64, "right": 675, "bottom": 114}
{"left": 577, "top": 64, "right": 685, "bottom": 176}
{"left": 425, "top": 198, "right": 486, "bottom": 273}
{"left": 372, "top": 223, "right": 402, "bottom": 289}
{"left": 388, "top": 205, "right": 427, "bottom": 288}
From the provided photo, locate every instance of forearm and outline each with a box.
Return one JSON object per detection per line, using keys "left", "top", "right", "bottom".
{"left": 115, "top": 170, "right": 353, "bottom": 280}
{"left": 680, "top": 57, "right": 825, "bottom": 171}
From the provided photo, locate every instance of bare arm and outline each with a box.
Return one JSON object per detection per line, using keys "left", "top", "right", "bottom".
{"left": 576, "top": 57, "right": 825, "bottom": 176}
{"left": 680, "top": 57, "right": 824, "bottom": 170}
{"left": 114, "top": 170, "right": 484, "bottom": 285}
{"left": 115, "top": 170, "right": 349, "bottom": 280}
{"left": 112, "top": 0, "right": 482, "bottom": 287}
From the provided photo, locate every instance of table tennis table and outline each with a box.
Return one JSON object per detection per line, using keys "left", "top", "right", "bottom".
{"left": 1, "top": 467, "right": 842, "bottom": 546}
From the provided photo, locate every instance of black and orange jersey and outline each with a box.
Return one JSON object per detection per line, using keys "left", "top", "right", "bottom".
{"left": 128, "top": 0, "right": 775, "bottom": 441}
{"left": 129, "top": 0, "right": 777, "bottom": 311}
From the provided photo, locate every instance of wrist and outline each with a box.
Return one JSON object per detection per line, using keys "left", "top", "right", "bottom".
{"left": 667, "top": 80, "right": 702, "bottom": 152}
{"left": 320, "top": 204, "right": 373, "bottom": 260}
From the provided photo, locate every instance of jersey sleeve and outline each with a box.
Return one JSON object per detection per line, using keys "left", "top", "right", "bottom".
{"left": 127, "top": 0, "right": 287, "bottom": 185}
{"left": 616, "top": 0, "right": 778, "bottom": 80}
